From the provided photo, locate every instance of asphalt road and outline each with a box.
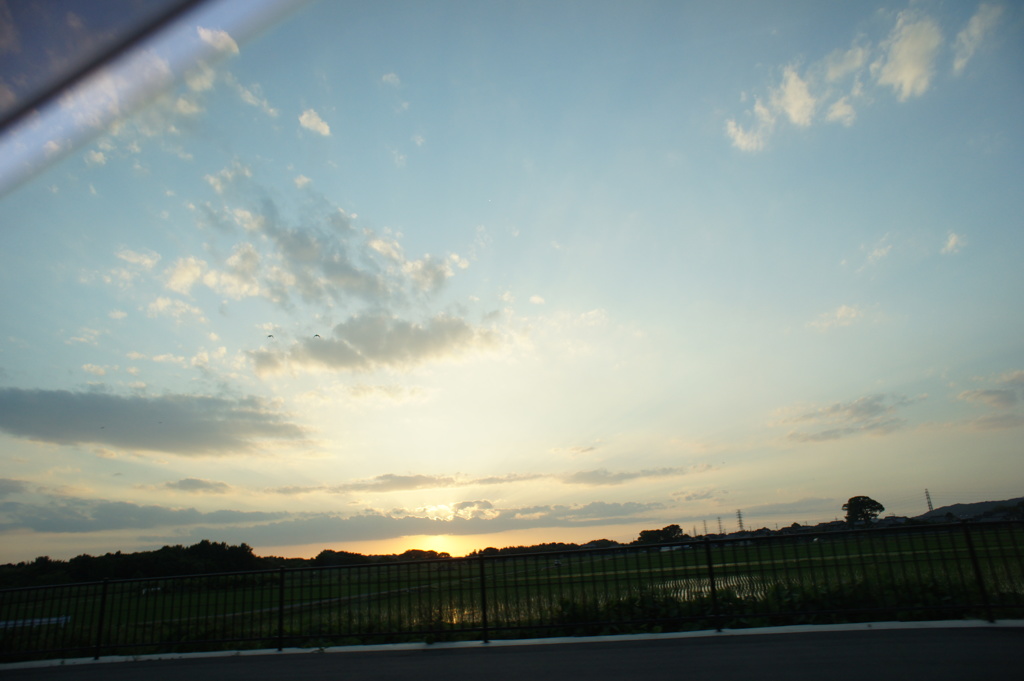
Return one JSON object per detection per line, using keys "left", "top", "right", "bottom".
{"left": 3, "top": 625, "right": 1021, "bottom": 681}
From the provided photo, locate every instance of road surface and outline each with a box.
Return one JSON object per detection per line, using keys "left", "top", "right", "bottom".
{"left": 2, "top": 622, "right": 1021, "bottom": 681}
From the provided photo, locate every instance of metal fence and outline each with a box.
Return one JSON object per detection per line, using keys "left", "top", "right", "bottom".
{"left": 1, "top": 521, "right": 1022, "bottom": 662}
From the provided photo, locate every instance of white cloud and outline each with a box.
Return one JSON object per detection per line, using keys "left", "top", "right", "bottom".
{"left": 969, "top": 413, "right": 1024, "bottom": 430}
{"left": 253, "top": 313, "right": 498, "bottom": 375}
{"left": 68, "top": 328, "right": 103, "bottom": 345}
{"left": 164, "top": 256, "right": 206, "bottom": 294}
{"left": 174, "top": 96, "right": 201, "bottom": 116}
{"left": 872, "top": 12, "right": 943, "bottom": 101}
{"left": 116, "top": 248, "right": 160, "bottom": 270}
{"left": 82, "top": 364, "right": 107, "bottom": 376}
{"left": 412, "top": 134, "right": 426, "bottom": 147}
{"left": 382, "top": 73, "right": 401, "bottom": 86}
{"left": 202, "top": 245, "right": 262, "bottom": 299}
{"left": 109, "top": 309, "right": 127, "bottom": 320}
{"left": 191, "top": 347, "right": 227, "bottom": 368}
{"left": 958, "top": 389, "right": 1017, "bottom": 409}
{"left": 725, "top": 98, "right": 775, "bottom": 152}
{"left": 997, "top": 369, "right": 1024, "bottom": 386}
{"left": 859, "top": 235, "right": 892, "bottom": 271}
{"left": 809, "top": 304, "right": 864, "bottom": 331}
{"left": 403, "top": 255, "right": 453, "bottom": 292}
{"left": 197, "top": 27, "right": 239, "bottom": 56}
{"left": 147, "top": 297, "right": 207, "bottom": 324}
{"left": 577, "top": 308, "right": 609, "bottom": 327}
{"left": 369, "top": 237, "right": 404, "bottom": 261}
{"left": 530, "top": 295, "right": 545, "bottom": 305}
{"left": 954, "top": 4, "right": 1003, "bottom": 75}
{"left": 825, "top": 44, "right": 870, "bottom": 82}
{"left": 299, "top": 109, "right": 331, "bottom": 136}
{"left": 294, "top": 174, "right": 311, "bottom": 188}
{"left": 152, "top": 353, "right": 187, "bottom": 366}
{"left": 226, "top": 74, "right": 278, "bottom": 117}
{"left": 185, "top": 61, "right": 216, "bottom": 92}
{"left": 771, "top": 66, "right": 816, "bottom": 126}
{"left": 231, "top": 207, "right": 265, "bottom": 232}
{"left": 869, "top": 243, "right": 892, "bottom": 263}
{"left": 826, "top": 96, "right": 856, "bottom": 126}
{"left": 85, "top": 149, "right": 107, "bottom": 165}
{"left": 725, "top": 7, "right": 993, "bottom": 150}
{"left": 782, "top": 393, "right": 922, "bottom": 442}
{"left": 203, "top": 161, "right": 252, "bottom": 194}
{"left": 941, "top": 232, "right": 966, "bottom": 254}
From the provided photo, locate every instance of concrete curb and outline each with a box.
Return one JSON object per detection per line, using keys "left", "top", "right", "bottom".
{"left": 4, "top": 619, "right": 1022, "bottom": 671}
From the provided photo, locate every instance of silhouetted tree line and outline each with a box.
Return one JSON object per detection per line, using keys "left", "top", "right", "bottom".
{"left": 633, "top": 524, "right": 688, "bottom": 545}
{"left": 0, "top": 540, "right": 263, "bottom": 588}
{"left": 5, "top": 496, "right": 1019, "bottom": 588}
{"left": 981, "top": 499, "right": 1024, "bottom": 520}
{"left": 0, "top": 542, "right": 459, "bottom": 588}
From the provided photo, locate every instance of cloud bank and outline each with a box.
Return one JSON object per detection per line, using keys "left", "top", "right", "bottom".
{"left": 0, "top": 388, "right": 305, "bottom": 456}
{"left": 781, "top": 393, "right": 924, "bottom": 442}
{"left": 726, "top": 4, "right": 1004, "bottom": 151}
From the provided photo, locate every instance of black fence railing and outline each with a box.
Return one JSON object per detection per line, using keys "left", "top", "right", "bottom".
{"left": 1, "top": 521, "right": 1022, "bottom": 662}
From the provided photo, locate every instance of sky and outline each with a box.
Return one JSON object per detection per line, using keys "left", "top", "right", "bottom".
{"left": 0, "top": 0, "right": 1022, "bottom": 564}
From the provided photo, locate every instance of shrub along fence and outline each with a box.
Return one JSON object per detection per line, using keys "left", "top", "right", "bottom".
{"left": 1, "top": 521, "right": 1022, "bottom": 662}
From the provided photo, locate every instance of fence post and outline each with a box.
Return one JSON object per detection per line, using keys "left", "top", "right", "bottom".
{"left": 960, "top": 521, "right": 994, "bottom": 622}
{"left": 702, "top": 537, "right": 722, "bottom": 632}
{"left": 277, "top": 567, "right": 286, "bottom": 650}
{"left": 93, "top": 579, "right": 109, "bottom": 660}
{"left": 478, "top": 558, "right": 489, "bottom": 643}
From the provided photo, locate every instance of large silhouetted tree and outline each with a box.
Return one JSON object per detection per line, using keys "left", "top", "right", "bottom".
{"left": 634, "top": 524, "right": 686, "bottom": 544}
{"left": 842, "top": 496, "right": 885, "bottom": 526}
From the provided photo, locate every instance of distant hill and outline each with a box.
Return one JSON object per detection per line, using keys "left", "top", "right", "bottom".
{"left": 915, "top": 496, "right": 1024, "bottom": 521}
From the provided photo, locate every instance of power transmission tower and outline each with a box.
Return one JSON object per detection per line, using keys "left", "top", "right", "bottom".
{"left": 717, "top": 517, "right": 723, "bottom": 534}
{"left": 703, "top": 519, "right": 708, "bottom": 536}
{"left": 736, "top": 509, "right": 745, "bottom": 532}
{"left": 925, "top": 488, "right": 934, "bottom": 513}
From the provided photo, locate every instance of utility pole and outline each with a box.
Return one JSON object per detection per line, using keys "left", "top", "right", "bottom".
{"left": 925, "top": 488, "right": 934, "bottom": 513}
{"left": 736, "top": 509, "right": 745, "bottom": 532}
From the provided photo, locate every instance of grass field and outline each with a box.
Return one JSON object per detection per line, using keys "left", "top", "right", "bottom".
{"left": 2, "top": 523, "right": 1022, "bottom": 660}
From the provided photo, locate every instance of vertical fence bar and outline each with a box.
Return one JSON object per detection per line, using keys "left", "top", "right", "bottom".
{"left": 702, "top": 537, "right": 720, "bottom": 631}
{"left": 277, "top": 567, "right": 285, "bottom": 650}
{"left": 960, "top": 521, "right": 994, "bottom": 622}
{"left": 997, "top": 521, "right": 1024, "bottom": 611}
{"left": 92, "top": 579, "right": 108, "bottom": 660}
{"left": 478, "top": 558, "right": 489, "bottom": 643}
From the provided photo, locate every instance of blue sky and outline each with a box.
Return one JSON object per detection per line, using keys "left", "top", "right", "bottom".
{"left": 0, "top": 0, "right": 1021, "bottom": 562}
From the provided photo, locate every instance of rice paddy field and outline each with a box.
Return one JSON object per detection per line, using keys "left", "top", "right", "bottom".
{"left": 2, "top": 522, "right": 1022, "bottom": 662}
